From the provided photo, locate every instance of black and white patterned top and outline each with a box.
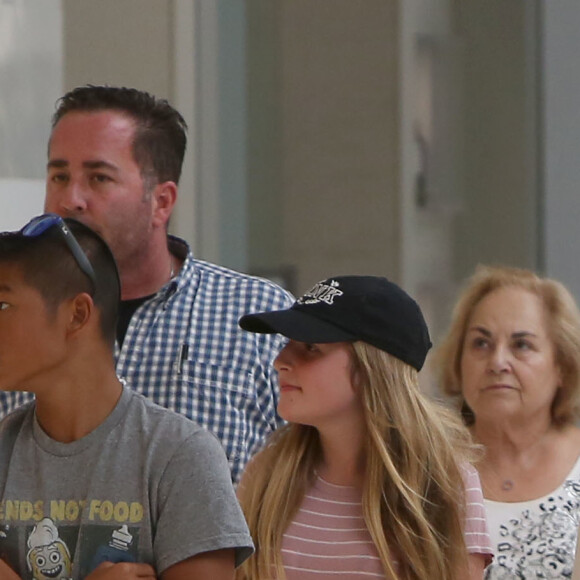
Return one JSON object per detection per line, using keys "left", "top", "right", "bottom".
{"left": 484, "top": 455, "right": 580, "bottom": 579}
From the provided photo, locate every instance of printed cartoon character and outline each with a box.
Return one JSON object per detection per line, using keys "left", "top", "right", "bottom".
{"left": 26, "top": 518, "right": 72, "bottom": 580}
{"left": 0, "top": 524, "right": 11, "bottom": 566}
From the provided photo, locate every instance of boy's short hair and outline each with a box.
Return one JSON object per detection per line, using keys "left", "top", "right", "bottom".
{"left": 0, "top": 218, "right": 120, "bottom": 346}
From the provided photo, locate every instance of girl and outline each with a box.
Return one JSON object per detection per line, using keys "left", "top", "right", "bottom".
{"left": 237, "top": 275, "right": 492, "bottom": 580}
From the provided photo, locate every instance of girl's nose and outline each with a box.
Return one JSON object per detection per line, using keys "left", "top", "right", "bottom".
{"left": 274, "top": 343, "right": 292, "bottom": 372}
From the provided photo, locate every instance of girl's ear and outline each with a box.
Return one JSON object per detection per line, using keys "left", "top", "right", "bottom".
{"left": 349, "top": 353, "right": 364, "bottom": 394}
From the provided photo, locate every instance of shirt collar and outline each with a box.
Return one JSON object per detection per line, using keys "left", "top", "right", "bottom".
{"left": 156, "top": 235, "right": 195, "bottom": 301}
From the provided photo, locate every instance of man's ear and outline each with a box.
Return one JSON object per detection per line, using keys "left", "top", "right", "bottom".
{"left": 152, "top": 181, "right": 177, "bottom": 228}
{"left": 66, "top": 293, "right": 93, "bottom": 337}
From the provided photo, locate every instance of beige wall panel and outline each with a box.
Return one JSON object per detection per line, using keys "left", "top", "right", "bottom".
{"left": 452, "top": 0, "right": 538, "bottom": 278}
{"left": 62, "top": 0, "right": 173, "bottom": 99}
{"left": 278, "top": 0, "right": 400, "bottom": 292}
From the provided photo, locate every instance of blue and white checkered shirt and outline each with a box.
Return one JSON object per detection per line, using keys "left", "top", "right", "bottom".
{"left": 0, "top": 236, "right": 293, "bottom": 484}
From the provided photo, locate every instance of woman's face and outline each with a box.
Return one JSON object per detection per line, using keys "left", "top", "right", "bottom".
{"left": 460, "top": 286, "right": 561, "bottom": 425}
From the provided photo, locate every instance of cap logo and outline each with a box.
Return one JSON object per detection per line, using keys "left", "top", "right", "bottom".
{"left": 298, "top": 280, "right": 343, "bottom": 305}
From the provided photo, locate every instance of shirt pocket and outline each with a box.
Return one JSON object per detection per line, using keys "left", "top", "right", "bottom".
{"left": 177, "top": 359, "right": 252, "bottom": 465}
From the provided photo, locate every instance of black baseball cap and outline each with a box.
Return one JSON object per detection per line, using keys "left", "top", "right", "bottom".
{"left": 239, "top": 275, "right": 432, "bottom": 371}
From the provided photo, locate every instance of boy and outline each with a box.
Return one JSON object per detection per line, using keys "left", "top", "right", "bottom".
{"left": 0, "top": 214, "right": 253, "bottom": 579}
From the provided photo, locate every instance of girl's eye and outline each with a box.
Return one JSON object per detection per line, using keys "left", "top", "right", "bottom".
{"left": 0, "top": 302, "right": 9, "bottom": 311}
{"left": 513, "top": 339, "right": 532, "bottom": 351}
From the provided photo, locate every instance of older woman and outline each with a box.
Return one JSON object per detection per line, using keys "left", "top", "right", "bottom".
{"left": 437, "top": 265, "right": 580, "bottom": 579}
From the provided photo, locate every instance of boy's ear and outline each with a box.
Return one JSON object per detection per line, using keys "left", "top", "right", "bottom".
{"left": 66, "top": 293, "right": 93, "bottom": 336}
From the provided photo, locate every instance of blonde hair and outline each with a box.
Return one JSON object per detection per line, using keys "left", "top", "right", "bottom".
{"left": 237, "top": 342, "right": 476, "bottom": 580}
{"left": 436, "top": 264, "right": 580, "bottom": 426}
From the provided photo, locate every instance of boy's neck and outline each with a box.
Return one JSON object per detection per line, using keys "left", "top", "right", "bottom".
{"left": 34, "top": 366, "right": 123, "bottom": 443}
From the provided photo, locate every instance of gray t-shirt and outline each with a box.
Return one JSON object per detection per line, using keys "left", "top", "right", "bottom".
{"left": 0, "top": 385, "right": 253, "bottom": 578}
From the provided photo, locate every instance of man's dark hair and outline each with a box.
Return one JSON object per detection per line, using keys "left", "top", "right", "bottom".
{"left": 52, "top": 85, "right": 188, "bottom": 187}
{"left": 0, "top": 219, "right": 120, "bottom": 347}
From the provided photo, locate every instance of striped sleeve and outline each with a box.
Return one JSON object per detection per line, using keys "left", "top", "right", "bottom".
{"left": 462, "top": 463, "right": 494, "bottom": 565}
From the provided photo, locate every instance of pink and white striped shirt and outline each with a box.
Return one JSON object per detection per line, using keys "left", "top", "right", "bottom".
{"left": 281, "top": 464, "right": 493, "bottom": 579}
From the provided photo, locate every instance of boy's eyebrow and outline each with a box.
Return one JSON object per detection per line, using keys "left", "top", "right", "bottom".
{"left": 0, "top": 284, "right": 13, "bottom": 293}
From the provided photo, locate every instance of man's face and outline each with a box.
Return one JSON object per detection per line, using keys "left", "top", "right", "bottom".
{"left": 45, "top": 110, "right": 156, "bottom": 270}
{"left": 0, "top": 264, "right": 68, "bottom": 393}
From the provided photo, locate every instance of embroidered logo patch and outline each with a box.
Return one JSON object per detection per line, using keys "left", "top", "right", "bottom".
{"left": 298, "top": 279, "right": 343, "bottom": 305}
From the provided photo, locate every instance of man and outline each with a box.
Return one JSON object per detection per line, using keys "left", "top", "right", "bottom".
{"left": 0, "top": 85, "right": 293, "bottom": 483}
{"left": 0, "top": 215, "right": 253, "bottom": 579}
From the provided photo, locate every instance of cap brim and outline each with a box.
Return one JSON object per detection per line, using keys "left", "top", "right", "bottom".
{"left": 239, "top": 309, "right": 357, "bottom": 344}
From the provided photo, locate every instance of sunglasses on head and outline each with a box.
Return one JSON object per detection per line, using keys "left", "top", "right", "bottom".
{"left": 21, "top": 213, "right": 97, "bottom": 291}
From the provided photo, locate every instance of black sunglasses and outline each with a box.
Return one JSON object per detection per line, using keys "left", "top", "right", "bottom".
{"left": 21, "top": 214, "right": 97, "bottom": 290}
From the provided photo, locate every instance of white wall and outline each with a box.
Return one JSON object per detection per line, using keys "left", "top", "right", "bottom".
{"left": 399, "top": 0, "right": 459, "bottom": 336}
{"left": 0, "top": 179, "right": 45, "bottom": 231}
{"left": 543, "top": 1, "right": 580, "bottom": 302}
{"left": 0, "top": 0, "right": 63, "bottom": 230}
